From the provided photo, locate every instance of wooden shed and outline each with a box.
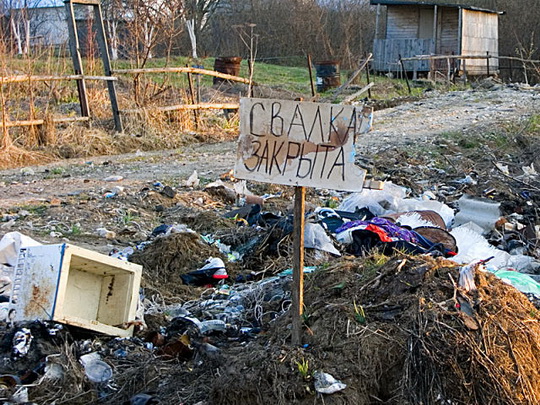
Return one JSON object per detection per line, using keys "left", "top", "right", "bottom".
{"left": 371, "top": 0, "right": 501, "bottom": 75}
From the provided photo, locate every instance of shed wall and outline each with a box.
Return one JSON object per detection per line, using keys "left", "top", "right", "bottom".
{"left": 438, "top": 7, "right": 459, "bottom": 54}
{"left": 461, "top": 9, "right": 498, "bottom": 74}
{"left": 387, "top": 5, "right": 419, "bottom": 39}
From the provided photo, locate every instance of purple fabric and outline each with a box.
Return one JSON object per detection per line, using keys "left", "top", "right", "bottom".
{"left": 335, "top": 217, "right": 418, "bottom": 242}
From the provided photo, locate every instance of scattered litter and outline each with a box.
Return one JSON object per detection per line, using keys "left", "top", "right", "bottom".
{"left": 185, "top": 170, "right": 200, "bottom": 187}
{"left": 103, "top": 175, "right": 124, "bottom": 182}
{"left": 20, "top": 167, "right": 34, "bottom": 176}
{"left": 80, "top": 353, "right": 113, "bottom": 384}
{"left": 181, "top": 257, "right": 228, "bottom": 286}
{"left": 453, "top": 194, "right": 501, "bottom": 232}
{"left": 12, "top": 328, "right": 32, "bottom": 358}
{"left": 314, "top": 371, "right": 347, "bottom": 394}
{"left": 96, "top": 227, "right": 116, "bottom": 239}
{"left": 304, "top": 223, "right": 340, "bottom": 256}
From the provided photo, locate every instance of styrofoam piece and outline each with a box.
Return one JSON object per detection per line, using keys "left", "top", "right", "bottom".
{"left": 453, "top": 194, "right": 500, "bottom": 232}
{"left": 8, "top": 243, "right": 142, "bottom": 337}
{"left": 0, "top": 232, "right": 42, "bottom": 267}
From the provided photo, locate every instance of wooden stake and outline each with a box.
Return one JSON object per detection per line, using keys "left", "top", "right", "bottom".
{"left": 365, "top": 57, "right": 372, "bottom": 98}
{"left": 291, "top": 186, "right": 306, "bottom": 346}
{"left": 186, "top": 67, "right": 199, "bottom": 129}
{"left": 93, "top": 1, "right": 123, "bottom": 132}
{"left": 398, "top": 54, "right": 411, "bottom": 95}
{"left": 307, "top": 54, "right": 316, "bottom": 97}
{"left": 65, "top": 0, "right": 90, "bottom": 118}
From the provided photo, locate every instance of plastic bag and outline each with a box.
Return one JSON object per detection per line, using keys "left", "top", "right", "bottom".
{"left": 304, "top": 223, "right": 340, "bottom": 256}
{"left": 492, "top": 270, "right": 540, "bottom": 296}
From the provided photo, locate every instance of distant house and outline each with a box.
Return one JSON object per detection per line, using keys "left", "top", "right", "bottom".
{"left": 370, "top": 0, "right": 502, "bottom": 75}
{"left": 10, "top": 0, "right": 68, "bottom": 47}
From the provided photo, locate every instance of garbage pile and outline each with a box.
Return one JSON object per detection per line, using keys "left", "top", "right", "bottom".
{"left": 1, "top": 167, "right": 540, "bottom": 403}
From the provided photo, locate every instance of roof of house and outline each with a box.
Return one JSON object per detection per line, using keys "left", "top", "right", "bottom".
{"left": 369, "top": 0, "right": 499, "bottom": 13}
{"left": 11, "top": 0, "right": 63, "bottom": 9}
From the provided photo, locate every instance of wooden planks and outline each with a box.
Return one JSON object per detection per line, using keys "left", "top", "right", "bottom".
{"left": 461, "top": 9, "right": 499, "bottom": 74}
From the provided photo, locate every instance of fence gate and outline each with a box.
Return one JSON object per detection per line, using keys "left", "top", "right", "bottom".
{"left": 64, "top": 0, "right": 123, "bottom": 132}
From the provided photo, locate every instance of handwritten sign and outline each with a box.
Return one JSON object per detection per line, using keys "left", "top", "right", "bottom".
{"left": 234, "top": 98, "right": 372, "bottom": 192}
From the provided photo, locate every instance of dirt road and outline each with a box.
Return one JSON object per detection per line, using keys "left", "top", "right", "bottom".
{"left": 1, "top": 85, "right": 539, "bottom": 209}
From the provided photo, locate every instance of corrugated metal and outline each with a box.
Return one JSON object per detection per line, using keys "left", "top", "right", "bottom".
{"left": 370, "top": 0, "right": 499, "bottom": 13}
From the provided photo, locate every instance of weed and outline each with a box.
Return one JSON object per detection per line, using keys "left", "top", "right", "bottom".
{"left": 19, "top": 204, "right": 47, "bottom": 215}
{"left": 353, "top": 300, "right": 366, "bottom": 324}
{"left": 363, "top": 251, "right": 390, "bottom": 278}
{"left": 325, "top": 197, "right": 339, "bottom": 209}
{"left": 69, "top": 223, "right": 82, "bottom": 235}
{"left": 296, "top": 358, "right": 310, "bottom": 379}
{"left": 50, "top": 167, "right": 65, "bottom": 175}
{"left": 121, "top": 210, "right": 138, "bottom": 225}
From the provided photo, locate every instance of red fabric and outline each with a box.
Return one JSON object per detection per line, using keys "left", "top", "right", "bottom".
{"left": 365, "top": 224, "right": 393, "bottom": 243}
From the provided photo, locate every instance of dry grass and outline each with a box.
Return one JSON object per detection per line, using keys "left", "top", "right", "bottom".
{"left": 0, "top": 46, "right": 240, "bottom": 169}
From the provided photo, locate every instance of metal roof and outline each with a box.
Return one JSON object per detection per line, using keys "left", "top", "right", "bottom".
{"left": 369, "top": 0, "right": 499, "bottom": 13}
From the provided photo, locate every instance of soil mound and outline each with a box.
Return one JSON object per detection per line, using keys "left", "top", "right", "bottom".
{"left": 207, "top": 256, "right": 540, "bottom": 404}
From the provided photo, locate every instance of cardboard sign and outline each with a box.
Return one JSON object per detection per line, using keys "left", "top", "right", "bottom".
{"left": 234, "top": 98, "right": 372, "bottom": 192}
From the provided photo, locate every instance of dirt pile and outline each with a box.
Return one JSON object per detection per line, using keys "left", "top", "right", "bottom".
{"left": 205, "top": 255, "right": 540, "bottom": 405}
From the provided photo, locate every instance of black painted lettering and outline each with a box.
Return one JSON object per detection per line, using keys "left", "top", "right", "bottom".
{"left": 296, "top": 144, "right": 312, "bottom": 178}
{"left": 244, "top": 140, "right": 262, "bottom": 172}
{"left": 249, "top": 102, "right": 265, "bottom": 136}
{"left": 327, "top": 146, "right": 345, "bottom": 181}
{"left": 256, "top": 140, "right": 270, "bottom": 173}
{"left": 269, "top": 140, "right": 285, "bottom": 175}
{"left": 345, "top": 108, "right": 357, "bottom": 142}
{"left": 307, "top": 106, "right": 324, "bottom": 143}
{"left": 329, "top": 107, "right": 344, "bottom": 142}
{"left": 287, "top": 104, "right": 307, "bottom": 139}
{"left": 282, "top": 141, "right": 301, "bottom": 173}
{"left": 318, "top": 144, "right": 334, "bottom": 178}
{"left": 271, "top": 102, "right": 284, "bottom": 137}
{"left": 309, "top": 144, "right": 320, "bottom": 179}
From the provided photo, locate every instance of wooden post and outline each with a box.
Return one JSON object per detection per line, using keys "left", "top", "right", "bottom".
{"left": 291, "top": 186, "right": 306, "bottom": 346}
{"left": 447, "top": 57, "right": 451, "bottom": 82}
{"left": 486, "top": 51, "right": 490, "bottom": 76}
{"left": 186, "top": 68, "right": 199, "bottom": 129}
{"left": 375, "top": 4, "right": 381, "bottom": 39}
{"left": 92, "top": 2, "right": 123, "bottom": 132}
{"left": 307, "top": 54, "right": 316, "bottom": 97}
{"left": 509, "top": 58, "right": 514, "bottom": 82}
{"left": 64, "top": 0, "right": 90, "bottom": 118}
{"left": 365, "top": 57, "right": 372, "bottom": 98}
{"left": 433, "top": 5, "right": 438, "bottom": 51}
{"left": 398, "top": 54, "right": 411, "bottom": 95}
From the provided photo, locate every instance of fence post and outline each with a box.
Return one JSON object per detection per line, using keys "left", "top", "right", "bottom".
{"left": 93, "top": 1, "right": 123, "bottom": 132}
{"left": 398, "top": 54, "right": 411, "bottom": 95}
{"left": 486, "top": 51, "right": 490, "bottom": 77}
{"left": 64, "top": 0, "right": 90, "bottom": 119}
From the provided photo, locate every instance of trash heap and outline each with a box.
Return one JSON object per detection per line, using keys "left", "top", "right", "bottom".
{"left": 1, "top": 167, "right": 540, "bottom": 403}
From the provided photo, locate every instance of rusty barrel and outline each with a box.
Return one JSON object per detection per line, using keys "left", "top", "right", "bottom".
{"left": 213, "top": 57, "right": 242, "bottom": 84}
{"left": 315, "top": 60, "right": 341, "bottom": 92}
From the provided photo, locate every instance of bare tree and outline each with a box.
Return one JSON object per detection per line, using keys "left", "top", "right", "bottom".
{"left": 183, "top": 0, "right": 221, "bottom": 59}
